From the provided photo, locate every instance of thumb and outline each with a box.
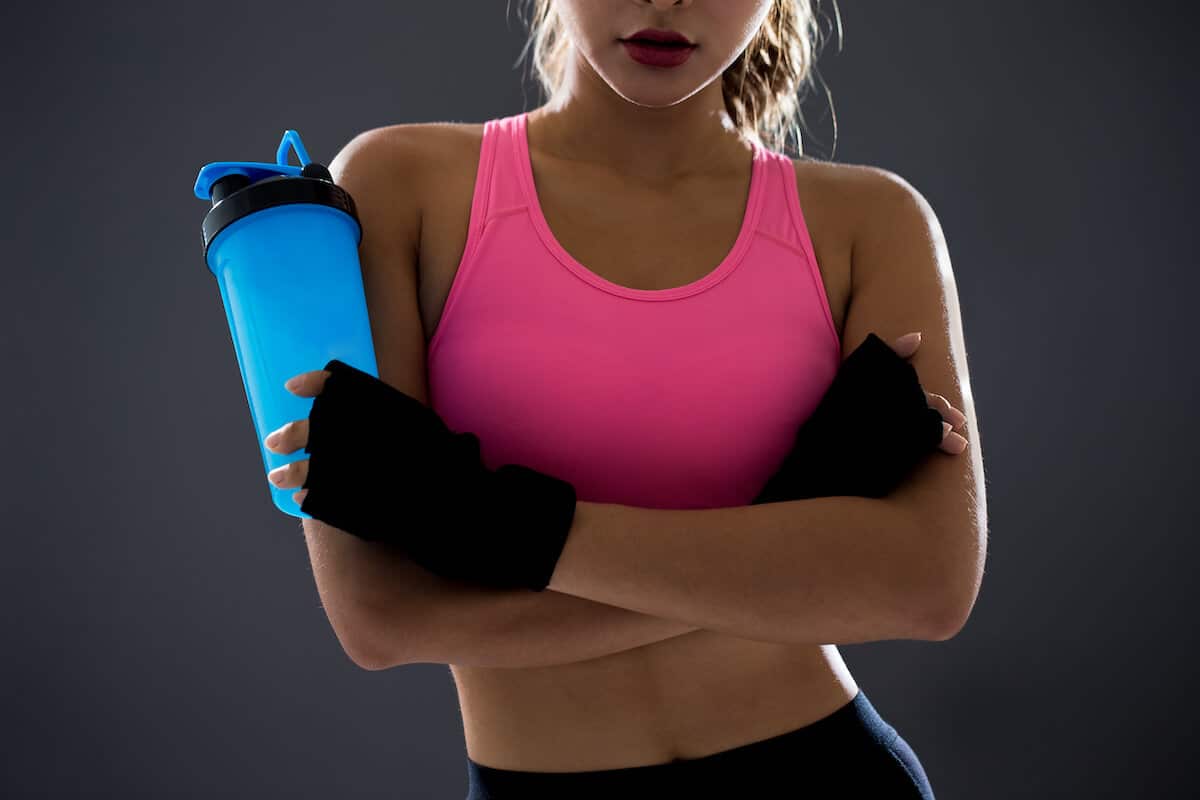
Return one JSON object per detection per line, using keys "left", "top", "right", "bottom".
{"left": 891, "top": 331, "right": 922, "bottom": 358}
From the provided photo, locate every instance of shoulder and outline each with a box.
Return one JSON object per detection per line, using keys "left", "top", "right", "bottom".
{"left": 333, "top": 121, "right": 483, "bottom": 177}
{"left": 787, "top": 156, "right": 929, "bottom": 225}
{"left": 327, "top": 122, "right": 486, "bottom": 243}
{"left": 781, "top": 154, "right": 932, "bottom": 262}
{"left": 788, "top": 157, "right": 941, "bottom": 279}
{"left": 329, "top": 121, "right": 485, "bottom": 202}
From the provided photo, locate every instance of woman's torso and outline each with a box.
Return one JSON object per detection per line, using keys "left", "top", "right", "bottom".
{"left": 404, "top": 110, "right": 862, "bottom": 771}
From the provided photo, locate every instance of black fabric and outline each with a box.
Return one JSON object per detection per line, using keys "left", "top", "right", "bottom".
{"left": 299, "top": 358, "right": 577, "bottom": 592}
{"left": 297, "top": 331, "right": 946, "bottom": 592}
{"left": 463, "top": 689, "right": 935, "bottom": 799}
{"left": 754, "top": 332, "right": 947, "bottom": 504}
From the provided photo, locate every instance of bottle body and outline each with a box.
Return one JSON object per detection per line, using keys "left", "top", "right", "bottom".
{"left": 207, "top": 202, "right": 376, "bottom": 518}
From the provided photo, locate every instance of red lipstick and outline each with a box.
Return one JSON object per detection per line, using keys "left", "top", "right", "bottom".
{"left": 620, "top": 28, "right": 696, "bottom": 68}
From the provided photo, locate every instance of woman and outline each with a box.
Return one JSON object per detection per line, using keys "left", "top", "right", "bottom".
{"left": 268, "top": 0, "right": 982, "bottom": 796}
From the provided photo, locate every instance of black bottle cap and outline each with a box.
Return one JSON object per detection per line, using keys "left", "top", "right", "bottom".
{"left": 199, "top": 162, "right": 359, "bottom": 260}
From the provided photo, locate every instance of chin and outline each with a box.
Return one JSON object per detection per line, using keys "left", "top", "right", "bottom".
{"left": 611, "top": 87, "right": 681, "bottom": 107}
{"left": 604, "top": 67, "right": 710, "bottom": 108}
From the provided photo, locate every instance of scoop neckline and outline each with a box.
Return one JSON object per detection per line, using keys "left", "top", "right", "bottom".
{"left": 513, "top": 110, "right": 766, "bottom": 301}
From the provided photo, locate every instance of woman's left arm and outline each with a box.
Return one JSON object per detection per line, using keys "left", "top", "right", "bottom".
{"left": 548, "top": 171, "right": 988, "bottom": 647}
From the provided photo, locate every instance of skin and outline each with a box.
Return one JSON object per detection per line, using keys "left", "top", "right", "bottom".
{"left": 263, "top": 0, "right": 970, "bottom": 771}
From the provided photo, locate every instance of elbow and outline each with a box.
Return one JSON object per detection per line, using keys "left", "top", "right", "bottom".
{"left": 918, "top": 542, "right": 983, "bottom": 642}
{"left": 336, "top": 625, "right": 393, "bottom": 671}
{"left": 354, "top": 657, "right": 394, "bottom": 672}
{"left": 349, "top": 634, "right": 413, "bottom": 672}
{"left": 332, "top": 603, "right": 410, "bottom": 672}
{"left": 349, "top": 642, "right": 394, "bottom": 671}
{"left": 921, "top": 593, "right": 971, "bottom": 642}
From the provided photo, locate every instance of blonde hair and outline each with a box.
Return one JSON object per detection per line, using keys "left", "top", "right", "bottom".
{"left": 511, "top": 0, "right": 840, "bottom": 158}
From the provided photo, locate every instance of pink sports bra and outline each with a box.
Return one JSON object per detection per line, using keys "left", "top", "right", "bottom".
{"left": 427, "top": 111, "right": 841, "bottom": 510}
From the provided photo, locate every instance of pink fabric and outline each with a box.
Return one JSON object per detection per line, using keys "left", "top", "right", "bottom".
{"left": 427, "top": 111, "right": 841, "bottom": 510}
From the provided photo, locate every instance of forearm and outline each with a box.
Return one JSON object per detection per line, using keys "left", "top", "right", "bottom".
{"left": 407, "top": 581, "right": 701, "bottom": 669}
{"left": 347, "top": 537, "right": 700, "bottom": 669}
{"left": 548, "top": 496, "right": 955, "bottom": 646}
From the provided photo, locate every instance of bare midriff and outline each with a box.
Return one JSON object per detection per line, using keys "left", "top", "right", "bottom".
{"left": 451, "top": 634, "right": 860, "bottom": 771}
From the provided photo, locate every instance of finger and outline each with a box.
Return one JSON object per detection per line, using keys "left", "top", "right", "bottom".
{"left": 924, "top": 392, "right": 966, "bottom": 431}
{"left": 890, "top": 331, "right": 922, "bottom": 359}
{"left": 293, "top": 489, "right": 309, "bottom": 505}
{"left": 286, "top": 369, "right": 333, "bottom": 397}
{"left": 925, "top": 392, "right": 953, "bottom": 423}
{"left": 268, "top": 458, "right": 309, "bottom": 489}
{"left": 264, "top": 418, "right": 309, "bottom": 454}
{"left": 940, "top": 431, "right": 968, "bottom": 455}
{"left": 926, "top": 392, "right": 966, "bottom": 429}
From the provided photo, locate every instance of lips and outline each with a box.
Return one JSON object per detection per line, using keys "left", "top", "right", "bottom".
{"left": 621, "top": 39, "right": 696, "bottom": 67}
{"left": 628, "top": 39, "right": 691, "bottom": 48}
{"left": 622, "top": 28, "right": 694, "bottom": 46}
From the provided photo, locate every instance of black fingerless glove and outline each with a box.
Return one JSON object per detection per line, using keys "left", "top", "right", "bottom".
{"left": 298, "top": 359, "right": 577, "bottom": 592}
{"left": 752, "top": 332, "right": 947, "bottom": 504}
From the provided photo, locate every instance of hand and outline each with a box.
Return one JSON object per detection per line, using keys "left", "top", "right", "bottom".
{"left": 265, "top": 358, "right": 579, "bottom": 591}
{"left": 752, "top": 330, "right": 967, "bottom": 505}
{"left": 889, "top": 331, "right": 967, "bottom": 454}
{"left": 262, "top": 367, "right": 332, "bottom": 504}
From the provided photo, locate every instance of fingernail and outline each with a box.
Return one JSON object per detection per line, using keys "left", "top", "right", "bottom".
{"left": 285, "top": 377, "right": 300, "bottom": 391}
{"left": 942, "top": 421, "right": 952, "bottom": 437}
{"left": 265, "top": 432, "right": 280, "bottom": 448}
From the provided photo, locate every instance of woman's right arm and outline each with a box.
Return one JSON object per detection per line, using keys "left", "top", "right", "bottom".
{"left": 301, "top": 125, "right": 700, "bottom": 671}
{"left": 352, "top": 536, "right": 700, "bottom": 669}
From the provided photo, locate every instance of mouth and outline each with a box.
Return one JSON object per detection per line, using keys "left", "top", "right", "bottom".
{"left": 620, "top": 29, "right": 695, "bottom": 48}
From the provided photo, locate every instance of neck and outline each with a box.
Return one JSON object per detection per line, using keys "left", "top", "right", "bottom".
{"left": 527, "top": 47, "right": 752, "bottom": 186}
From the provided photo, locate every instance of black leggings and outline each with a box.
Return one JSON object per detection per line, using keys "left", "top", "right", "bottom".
{"left": 464, "top": 689, "right": 934, "bottom": 799}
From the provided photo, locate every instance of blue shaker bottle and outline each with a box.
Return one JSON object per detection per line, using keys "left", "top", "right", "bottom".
{"left": 193, "top": 129, "right": 379, "bottom": 519}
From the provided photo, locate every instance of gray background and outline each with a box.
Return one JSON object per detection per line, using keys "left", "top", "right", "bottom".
{"left": 3, "top": 1, "right": 1195, "bottom": 797}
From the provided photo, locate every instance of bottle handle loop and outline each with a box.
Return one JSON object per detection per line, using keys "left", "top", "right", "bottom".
{"left": 276, "top": 130, "right": 312, "bottom": 169}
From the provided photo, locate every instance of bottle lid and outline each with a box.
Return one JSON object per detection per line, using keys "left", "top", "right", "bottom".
{"left": 194, "top": 130, "right": 359, "bottom": 259}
